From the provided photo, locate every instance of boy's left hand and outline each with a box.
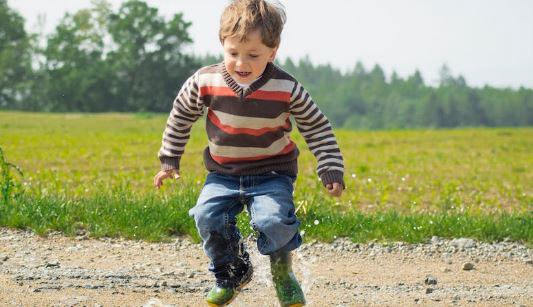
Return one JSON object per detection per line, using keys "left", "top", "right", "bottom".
{"left": 326, "top": 182, "right": 343, "bottom": 197}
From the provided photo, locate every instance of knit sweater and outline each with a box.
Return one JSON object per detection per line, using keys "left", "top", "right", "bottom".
{"left": 158, "top": 62, "right": 345, "bottom": 187}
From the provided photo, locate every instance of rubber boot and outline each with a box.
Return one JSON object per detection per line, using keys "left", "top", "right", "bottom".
{"left": 270, "top": 251, "right": 306, "bottom": 307}
{"left": 206, "top": 253, "right": 253, "bottom": 306}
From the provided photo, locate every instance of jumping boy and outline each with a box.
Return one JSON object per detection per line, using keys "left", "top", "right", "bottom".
{"left": 154, "top": 0, "right": 344, "bottom": 305}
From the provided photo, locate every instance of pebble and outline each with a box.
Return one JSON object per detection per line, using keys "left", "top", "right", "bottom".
{"left": 424, "top": 275, "right": 438, "bottom": 285}
{"left": 463, "top": 262, "right": 475, "bottom": 271}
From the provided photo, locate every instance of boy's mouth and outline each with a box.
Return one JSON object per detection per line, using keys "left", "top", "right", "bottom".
{"left": 236, "top": 71, "right": 251, "bottom": 78}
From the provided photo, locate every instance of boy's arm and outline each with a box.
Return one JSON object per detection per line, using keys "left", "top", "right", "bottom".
{"left": 289, "top": 81, "right": 345, "bottom": 189}
{"left": 158, "top": 71, "right": 204, "bottom": 172}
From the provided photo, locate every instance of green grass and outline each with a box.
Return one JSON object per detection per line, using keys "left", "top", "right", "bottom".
{"left": 0, "top": 111, "right": 531, "bottom": 244}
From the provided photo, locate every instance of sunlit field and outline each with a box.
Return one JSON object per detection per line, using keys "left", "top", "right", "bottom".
{"left": 1, "top": 112, "right": 531, "bottom": 243}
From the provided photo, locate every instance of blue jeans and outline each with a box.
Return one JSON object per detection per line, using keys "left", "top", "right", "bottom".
{"left": 189, "top": 171, "right": 302, "bottom": 272}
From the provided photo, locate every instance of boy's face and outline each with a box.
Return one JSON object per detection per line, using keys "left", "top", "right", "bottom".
{"left": 222, "top": 30, "right": 278, "bottom": 84}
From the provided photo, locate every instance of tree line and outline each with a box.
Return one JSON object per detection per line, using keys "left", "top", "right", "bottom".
{"left": 1, "top": 0, "right": 531, "bottom": 129}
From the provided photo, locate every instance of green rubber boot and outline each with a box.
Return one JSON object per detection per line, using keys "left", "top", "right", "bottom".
{"left": 206, "top": 255, "right": 253, "bottom": 306}
{"left": 206, "top": 285, "right": 239, "bottom": 307}
{"left": 270, "top": 251, "right": 306, "bottom": 307}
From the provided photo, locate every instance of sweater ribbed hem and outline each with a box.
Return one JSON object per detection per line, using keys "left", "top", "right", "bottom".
{"left": 203, "top": 147, "right": 299, "bottom": 176}
{"left": 319, "top": 170, "right": 345, "bottom": 189}
{"left": 160, "top": 157, "right": 180, "bottom": 171}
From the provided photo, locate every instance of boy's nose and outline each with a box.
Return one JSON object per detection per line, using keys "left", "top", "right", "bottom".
{"left": 235, "top": 57, "right": 246, "bottom": 67}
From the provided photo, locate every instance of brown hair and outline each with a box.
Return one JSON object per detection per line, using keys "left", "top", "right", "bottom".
{"left": 219, "top": 0, "right": 286, "bottom": 48}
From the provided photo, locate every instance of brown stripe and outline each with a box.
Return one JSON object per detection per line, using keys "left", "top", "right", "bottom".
{"left": 206, "top": 118, "right": 292, "bottom": 148}
{"left": 204, "top": 95, "right": 289, "bottom": 118}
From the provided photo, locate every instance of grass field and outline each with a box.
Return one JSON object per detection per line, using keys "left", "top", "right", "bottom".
{"left": 0, "top": 112, "right": 531, "bottom": 243}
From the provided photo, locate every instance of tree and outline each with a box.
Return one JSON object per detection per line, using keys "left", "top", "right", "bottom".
{"left": 0, "top": 0, "right": 33, "bottom": 109}
{"left": 108, "top": 0, "right": 196, "bottom": 112}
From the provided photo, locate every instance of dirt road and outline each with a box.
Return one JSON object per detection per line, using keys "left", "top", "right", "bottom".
{"left": 0, "top": 228, "right": 531, "bottom": 306}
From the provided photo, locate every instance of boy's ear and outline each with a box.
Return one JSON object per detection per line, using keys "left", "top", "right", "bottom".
{"left": 268, "top": 47, "right": 278, "bottom": 62}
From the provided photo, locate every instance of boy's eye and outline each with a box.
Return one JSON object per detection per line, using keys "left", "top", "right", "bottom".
{"left": 249, "top": 54, "right": 259, "bottom": 58}
{"left": 230, "top": 53, "right": 238, "bottom": 57}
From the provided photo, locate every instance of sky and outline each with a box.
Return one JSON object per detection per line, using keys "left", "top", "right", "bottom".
{"left": 8, "top": 0, "right": 533, "bottom": 88}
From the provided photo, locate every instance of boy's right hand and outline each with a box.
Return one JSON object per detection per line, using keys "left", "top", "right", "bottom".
{"left": 153, "top": 169, "right": 180, "bottom": 189}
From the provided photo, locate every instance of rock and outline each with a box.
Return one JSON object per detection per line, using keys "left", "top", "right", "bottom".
{"left": 425, "top": 288, "right": 434, "bottom": 294}
{"left": 462, "top": 262, "right": 475, "bottom": 270}
{"left": 450, "top": 238, "right": 476, "bottom": 250}
{"left": 430, "top": 236, "right": 441, "bottom": 245}
{"left": 59, "top": 296, "right": 89, "bottom": 306}
{"left": 441, "top": 267, "right": 452, "bottom": 273}
{"left": 523, "top": 259, "right": 532, "bottom": 265}
{"left": 424, "top": 275, "right": 438, "bottom": 285}
{"left": 45, "top": 261, "right": 60, "bottom": 268}
{"left": 0, "top": 255, "right": 8, "bottom": 262}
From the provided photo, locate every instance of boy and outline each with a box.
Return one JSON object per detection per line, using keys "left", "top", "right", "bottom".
{"left": 154, "top": 0, "right": 344, "bottom": 305}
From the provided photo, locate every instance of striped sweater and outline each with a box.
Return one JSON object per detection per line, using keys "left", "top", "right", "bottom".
{"left": 158, "top": 62, "right": 345, "bottom": 187}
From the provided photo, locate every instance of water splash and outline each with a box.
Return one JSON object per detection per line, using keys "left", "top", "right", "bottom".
{"left": 241, "top": 237, "right": 319, "bottom": 306}
{"left": 295, "top": 248, "right": 316, "bottom": 306}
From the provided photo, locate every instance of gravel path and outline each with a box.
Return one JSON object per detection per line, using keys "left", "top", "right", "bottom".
{"left": 0, "top": 228, "right": 531, "bottom": 306}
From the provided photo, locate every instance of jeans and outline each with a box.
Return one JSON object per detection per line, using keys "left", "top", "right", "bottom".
{"left": 189, "top": 171, "right": 302, "bottom": 273}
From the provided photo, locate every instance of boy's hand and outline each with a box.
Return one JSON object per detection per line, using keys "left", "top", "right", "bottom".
{"left": 153, "top": 169, "right": 180, "bottom": 189}
{"left": 326, "top": 182, "right": 343, "bottom": 197}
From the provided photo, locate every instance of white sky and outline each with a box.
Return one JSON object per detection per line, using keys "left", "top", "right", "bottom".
{"left": 8, "top": 0, "right": 533, "bottom": 88}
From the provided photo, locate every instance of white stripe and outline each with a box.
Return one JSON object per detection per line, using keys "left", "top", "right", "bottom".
{"left": 162, "top": 142, "right": 184, "bottom": 151}
{"left": 212, "top": 109, "right": 289, "bottom": 129}
{"left": 309, "top": 144, "right": 340, "bottom": 155}
{"left": 318, "top": 158, "right": 344, "bottom": 167}
{"left": 293, "top": 101, "right": 317, "bottom": 120}
{"left": 209, "top": 136, "right": 291, "bottom": 158}
{"left": 159, "top": 148, "right": 178, "bottom": 157}
{"left": 166, "top": 119, "right": 193, "bottom": 132}
{"left": 169, "top": 115, "right": 194, "bottom": 126}
{"left": 290, "top": 83, "right": 303, "bottom": 101}
{"left": 164, "top": 133, "right": 190, "bottom": 143}
{"left": 199, "top": 73, "right": 227, "bottom": 87}
{"left": 298, "top": 118, "right": 329, "bottom": 135}
{"left": 307, "top": 136, "right": 338, "bottom": 149}
{"left": 261, "top": 79, "right": 294, "bottom": 92}
{"left": 306, "top": 130, "right": 334, "bottom": 140}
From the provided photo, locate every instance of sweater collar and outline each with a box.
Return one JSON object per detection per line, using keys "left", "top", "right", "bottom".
{"left": 220, "top": 62, "right": 275, "bottom": 98}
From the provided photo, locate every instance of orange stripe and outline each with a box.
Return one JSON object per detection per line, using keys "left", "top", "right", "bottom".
{"left": 247, "top": 90, "right": 291, "bottom": 103}
{"left": 207, "top": 110, "right": 290, "bottom": 136}
{"left": 210, "top": 142, "right": 296, "bottom": 164}
{"left": 200, "top": 86, "right": 237, "bottom": 97}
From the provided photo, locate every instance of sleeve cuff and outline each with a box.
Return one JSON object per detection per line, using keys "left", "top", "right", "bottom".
{"left": 160, "top": 157, "right": 180, "bottom": 171}
{"left": 319, "top": 170, "right": 345, "bottom": 189}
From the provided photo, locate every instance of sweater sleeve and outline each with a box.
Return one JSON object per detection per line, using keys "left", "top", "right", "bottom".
{"left": 158, "top": 71, "right": 205, "bottom": 171}
{"left": 289, "top": 81, "right": 345, "bottom": 188}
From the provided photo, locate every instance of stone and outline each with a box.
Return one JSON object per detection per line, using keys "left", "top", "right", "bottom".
{"left": 424, "top": 275, "right": 438, "bottom": 285}
{"left": 462, "top": 262, "right": 475, "bottom": 270}
{"left": 450, "top": 238, "right": 476, "bottom": 250}
{"left": 45, "top": 261, "right": 60, "bottom": 268}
